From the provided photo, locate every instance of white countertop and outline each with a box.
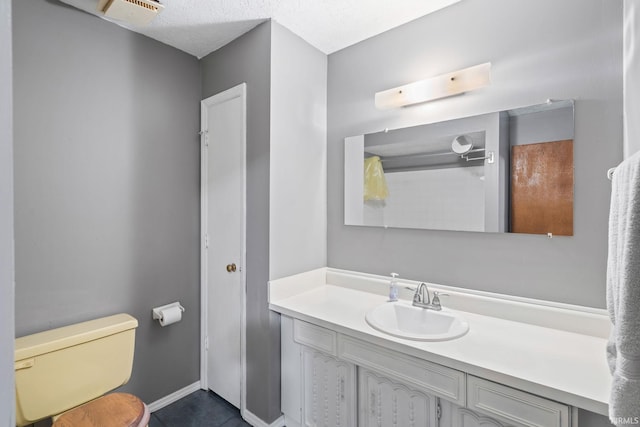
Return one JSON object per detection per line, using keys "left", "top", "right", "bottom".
{"left": 268, "top": 268, "right": 612, "bottom": 416}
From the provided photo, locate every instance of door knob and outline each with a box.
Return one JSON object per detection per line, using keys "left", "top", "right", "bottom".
{"left": 226, "top": 263, "right": 237, "bottom": 273}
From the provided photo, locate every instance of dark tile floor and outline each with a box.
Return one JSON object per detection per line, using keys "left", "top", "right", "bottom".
{"left": 150, "top": 390, "right": 252, "bottom": 427}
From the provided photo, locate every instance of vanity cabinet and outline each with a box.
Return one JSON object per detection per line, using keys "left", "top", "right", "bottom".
{"left": 281, "top": 316, "right": 574, "bottom": 427}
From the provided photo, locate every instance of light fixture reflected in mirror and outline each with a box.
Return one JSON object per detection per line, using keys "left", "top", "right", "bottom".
{"left": 374, "top": 62, "right": 491, "bottom": 109}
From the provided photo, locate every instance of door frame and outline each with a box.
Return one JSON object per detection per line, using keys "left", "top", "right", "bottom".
{"left": 200, "top": 83, "right": 247, "bottom": 414}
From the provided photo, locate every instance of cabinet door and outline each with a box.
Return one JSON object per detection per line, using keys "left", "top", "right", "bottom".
{"left": 358, "top": 368, "right": 437, "bottom": 427}
{"left": 439, "top": 401, "right": 508, "bottom": 427}
{"left": 302, "top": 347, "right": 356, "bottom": 427}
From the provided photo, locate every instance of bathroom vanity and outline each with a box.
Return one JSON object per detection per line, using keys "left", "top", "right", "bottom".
{"left": 269, "top": 268, "right": 611, "bottom": 427}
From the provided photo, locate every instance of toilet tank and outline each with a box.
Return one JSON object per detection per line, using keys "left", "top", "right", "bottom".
{"left": 14, "top": 314, "right": 138, "bottom": 426}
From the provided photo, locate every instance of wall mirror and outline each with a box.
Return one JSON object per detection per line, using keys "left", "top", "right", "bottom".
{"left": 344, "top": 100, "right": 574, "bottom": 235}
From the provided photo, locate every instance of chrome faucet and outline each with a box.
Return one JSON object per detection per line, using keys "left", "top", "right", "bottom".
{"left": 412, "top": 282, "right": 431, "bottom": 307}
{"left": 411, "top": 283, "right": 448, "bottom": 311}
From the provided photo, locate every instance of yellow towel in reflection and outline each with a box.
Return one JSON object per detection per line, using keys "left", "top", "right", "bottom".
{"left": 363, "top": 156, "right": 389, "bottom": 201}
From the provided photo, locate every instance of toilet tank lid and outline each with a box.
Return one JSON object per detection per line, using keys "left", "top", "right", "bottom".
{"left": 15, "top": 314, "right": 138, "bottom": 362}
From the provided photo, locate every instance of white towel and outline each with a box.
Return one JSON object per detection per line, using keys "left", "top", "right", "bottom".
{"left": 607, "top": 151, "right": 640, "bottom": 425}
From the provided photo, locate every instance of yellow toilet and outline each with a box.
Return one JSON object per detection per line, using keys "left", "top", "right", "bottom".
{"left": 14, "top": 314, "right": 150, "bottom": 427}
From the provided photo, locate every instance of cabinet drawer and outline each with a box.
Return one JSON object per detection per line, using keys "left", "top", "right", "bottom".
{"left": 293, "top": 319, "right": 337, "bottom": 356}
{"left": 338, "top": 335, "right": 465, "bottom": 405}
{"left": 467, "top": 376, "right": 570, "bottom": 427}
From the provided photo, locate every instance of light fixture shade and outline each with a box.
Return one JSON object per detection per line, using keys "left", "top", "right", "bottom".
{"left": 99, "top": 0, "right": 164, "bottom": 26}
{"left": 375, "top": 62, "right": 491, "bottom": 109}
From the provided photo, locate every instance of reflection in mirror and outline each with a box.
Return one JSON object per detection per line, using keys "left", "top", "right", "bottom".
{"left": 344, "top": 100, "right": 574, "bottom": 235}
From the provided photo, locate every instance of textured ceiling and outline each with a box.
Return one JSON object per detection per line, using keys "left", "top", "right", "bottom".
{"left": 59, "top": 0, "right": 460, "bottom": 58}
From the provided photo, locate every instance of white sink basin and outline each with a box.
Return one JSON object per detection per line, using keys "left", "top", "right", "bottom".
{"left": 365, "top": 301, "right": 469, "bottom": 341}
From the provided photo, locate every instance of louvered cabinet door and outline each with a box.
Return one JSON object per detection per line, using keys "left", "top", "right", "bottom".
{"left": 302, "top": 348, "right": 356, "bottom": 427}
{"left": 358, "top": 368, "right": 437, "bottom": 427}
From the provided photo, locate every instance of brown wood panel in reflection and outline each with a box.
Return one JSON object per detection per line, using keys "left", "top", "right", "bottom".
{"left": 510, "top": 140, "right": 574, "bottom": 236}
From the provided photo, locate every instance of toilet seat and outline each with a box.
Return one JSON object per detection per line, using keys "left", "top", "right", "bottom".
{"left": 52, "top": 393, "right": 150, "bottom": 427}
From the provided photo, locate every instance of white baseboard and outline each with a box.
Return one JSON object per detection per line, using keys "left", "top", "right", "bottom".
{"left": 242, "top": 409, "right": 285, "bottom": 427}
{"left": 147, "top": 381, "right": 202, "bottom": 412}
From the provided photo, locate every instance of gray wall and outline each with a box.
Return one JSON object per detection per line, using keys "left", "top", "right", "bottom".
{"left": 13, "top": 0, "right": 201, "bottom": 404}
{"left": 327, "top": 0, "right": 623, "bottom": 309}
{"left": 509, "top": 106, "right": 574, "bottom": 146}
{"left": 1, "top": 0, "right": 14, "bottom": 424}
{"left": 200, "top": 22, "right": 281, "bottom": 423}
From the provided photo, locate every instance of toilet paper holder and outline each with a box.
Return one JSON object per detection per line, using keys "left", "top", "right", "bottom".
{"left": 152, "top": 302, "right": 185, "bottom": 322}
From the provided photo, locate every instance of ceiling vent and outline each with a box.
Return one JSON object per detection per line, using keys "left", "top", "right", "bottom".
{"left": 98, "top": 0, "right": 164, "bottom": 26}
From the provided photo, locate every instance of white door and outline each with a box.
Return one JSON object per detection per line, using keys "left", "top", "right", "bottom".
{"left": 201, "top": 83, "right": 246, "bottom": 410}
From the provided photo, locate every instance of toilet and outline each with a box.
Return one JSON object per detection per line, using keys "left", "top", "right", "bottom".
{"left": 14, "top": 314, "right": 150, "bottom": 427}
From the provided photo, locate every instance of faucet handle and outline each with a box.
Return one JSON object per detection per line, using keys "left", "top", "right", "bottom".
{"left": 431, "top": 291, "right": 449, "bottom": 309}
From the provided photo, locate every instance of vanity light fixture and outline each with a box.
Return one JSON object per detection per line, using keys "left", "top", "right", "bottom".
{"left": 375, "top": 62, "right": 491, "bottom": 110}
{"left": 98, "top": 0, "right": 164, "bottom": 26}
